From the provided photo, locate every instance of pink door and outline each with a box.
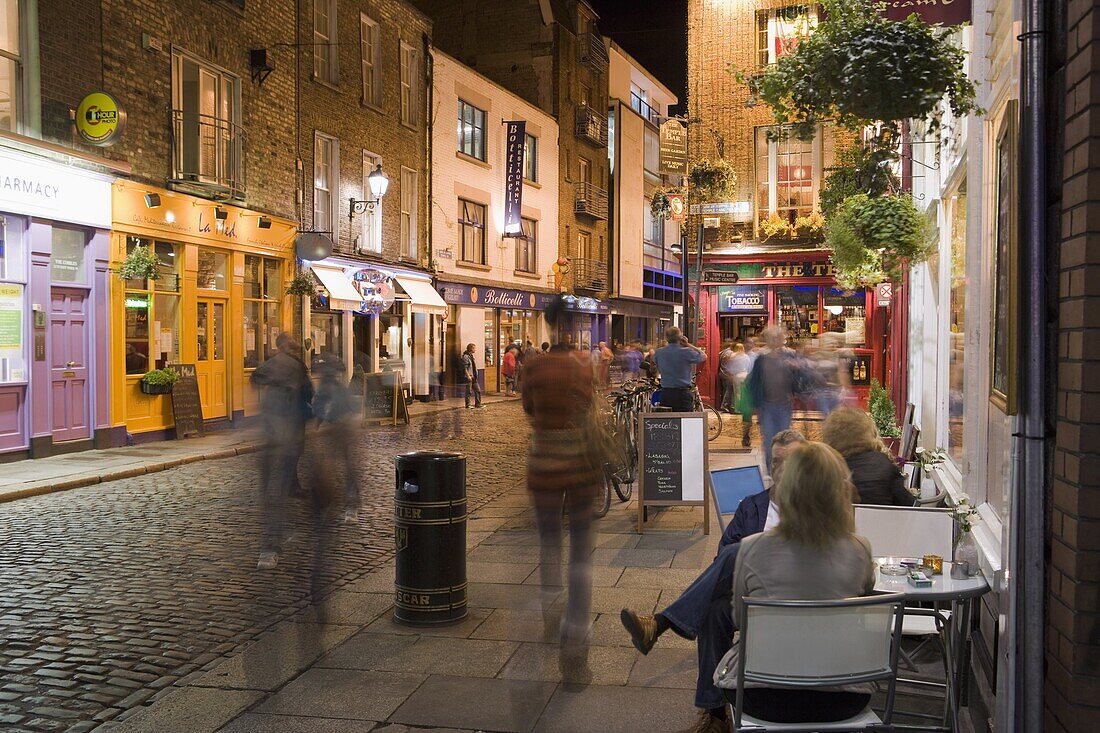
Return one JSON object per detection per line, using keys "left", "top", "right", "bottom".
{"left": 50, "top": 289, "right": 90, "bottom": 442}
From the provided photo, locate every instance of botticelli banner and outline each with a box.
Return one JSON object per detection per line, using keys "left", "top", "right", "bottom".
{"left": 880, "top": 0, "right": 970, "bottom": 25}
{"left": 504, "top": 121, "right": 526, "bottom": 235}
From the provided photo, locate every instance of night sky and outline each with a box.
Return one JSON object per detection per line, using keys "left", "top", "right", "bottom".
{"left": 590, "top": 0, "right": 688, "bottom": 114}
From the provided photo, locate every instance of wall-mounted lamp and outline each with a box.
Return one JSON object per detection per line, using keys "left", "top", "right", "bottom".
{"left": 258, "top": 216, "right": 272, "bottom": 229}
{"left": 349, "top": 164, "right": 389, "bottom": 222}
{"left": 143, "top": 193, "right": 161, "bottom": 208}
{"left": 250, "top": 49, "right": 274, "bottom": 85}
{"left": 214, "top": 206, "right": 229, "bottom": 221}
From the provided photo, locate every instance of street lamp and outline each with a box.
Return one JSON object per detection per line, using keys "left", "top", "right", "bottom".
{"left": 348, "top": 164, "right": 390, "bottom": 222}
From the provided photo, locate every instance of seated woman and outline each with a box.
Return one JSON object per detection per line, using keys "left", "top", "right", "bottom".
{"left": 715, "top": 442, "right": 877, "bottom": 725}
{"left": 822, "top": 407, "right": 917, "bottom": 506}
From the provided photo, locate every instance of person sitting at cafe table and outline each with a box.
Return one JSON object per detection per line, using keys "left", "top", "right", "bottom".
{"left": 619, "top": 429, "right": 808, "bottom": 733}
{"left": 821, "top": 408, "right": 917, "bottom": 507}
{"left": 709, "top": 442, "right": 877, "bottom": 726}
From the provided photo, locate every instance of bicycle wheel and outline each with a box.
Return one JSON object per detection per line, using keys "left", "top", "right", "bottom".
{"left": 593, "top": 469, "right": 612, "bottom": 518}
{"left": 612, "top": 471, "right": 632, "bottom": 502}
{"left": 705, "top": 405, "right": 723, "bottom": 442}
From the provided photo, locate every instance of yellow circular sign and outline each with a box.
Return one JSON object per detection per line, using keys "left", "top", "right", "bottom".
{"left": 75, "top": 92, "right": 125, "bottom": 146}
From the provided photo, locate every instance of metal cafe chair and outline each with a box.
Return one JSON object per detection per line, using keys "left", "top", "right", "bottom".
{"left": 717, "top": 593, "right": 906, "bottom": 731}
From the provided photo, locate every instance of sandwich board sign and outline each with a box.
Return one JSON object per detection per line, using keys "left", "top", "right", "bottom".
{"left": 637, "top": 412, "right": 711, "bottom": 535}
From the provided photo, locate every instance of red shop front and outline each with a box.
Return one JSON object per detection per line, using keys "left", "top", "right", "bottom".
{"left": 691, "top": 251, "right": 890, "bottom": 410}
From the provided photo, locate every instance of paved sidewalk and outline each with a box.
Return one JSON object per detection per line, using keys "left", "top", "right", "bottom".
{"left": 99, "top": 461, "right": 747, "bottom": 733}
{"left": 0, "top": 394, "right": 515, "bottom": 504}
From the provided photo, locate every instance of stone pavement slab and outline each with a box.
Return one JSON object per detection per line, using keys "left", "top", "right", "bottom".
{"left": 218, "top": 713, "right": 380, "bottom": 732}
{"left": 531, "top": 684, "right": 700, "bottom": 733}
{"left": 254, "top": 668, "right": 425, "bottom": 721}
{"left": 317, "top": 633, "right": 519, "bottom": 678}
{"left": 388, "top": 675, "right": 557, "bottom": 732}
{"left": 99, "top": 687, "right": 264, "bottom": 733}
{"left": 498, "top": 642, "right": 638, "bottom": 686}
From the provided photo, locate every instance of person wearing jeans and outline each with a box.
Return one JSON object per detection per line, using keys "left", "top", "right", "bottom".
{"left": 746, "top": 327, "right": 795, "bottom": 474}
{"left": 461, "top": 343, "right": 482, "bottom": 408}
{"left": 654, "top": 327, "right": 707, "bottom": 411}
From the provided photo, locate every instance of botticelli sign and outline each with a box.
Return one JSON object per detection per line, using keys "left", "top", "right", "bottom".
{"left": 75, "top": 92, "right": 126, "bottom": 146}
{"left": 880, "top": 0, "right": 971, "bottom": 25}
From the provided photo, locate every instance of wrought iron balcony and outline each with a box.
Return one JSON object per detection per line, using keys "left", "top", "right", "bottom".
{"left": 578, "top": 31, "right": 609, "bottom": 74}
{"left": 575, "top": 105, "right": 609, "bottom": 147}
{"left": 572, "top": 257, "right": 608, "bottom": 292}
{"left": 169, "top": 109, "right": 246, "bottom": 200}
{"left": 574, "top": 181, "right": 608, "bottom": 220}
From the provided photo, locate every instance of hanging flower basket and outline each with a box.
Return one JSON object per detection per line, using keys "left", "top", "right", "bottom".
{"left": 688, "top": 159, "right": 737, "bottom": 203}
{"left": 827, "top": 193, "right": 933, "bottom": 289}
{"left": 116, "top": 243, "right": 160, "bottom": 282}
{"left": 286, "top": 271, "right": 317, "bottom": 297}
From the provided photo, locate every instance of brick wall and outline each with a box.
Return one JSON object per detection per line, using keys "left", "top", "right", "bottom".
{"left": 1048, "top": 0, "right": 1100, "bottom": 729}
{"left": 298, "top": 0, "right": 431, "bottom": 267}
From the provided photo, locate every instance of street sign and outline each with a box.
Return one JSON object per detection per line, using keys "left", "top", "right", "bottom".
{"left": 688, "top": 201, "right": 751, "bottom": 219}
{"left": 703, "top": 269, "right": 740, "bottom": 284}
{"left": 876, "top": 282, "right": 893, "bottom": 307}
{"left": 659, "top": 119, "right": 688, "bottom": 175}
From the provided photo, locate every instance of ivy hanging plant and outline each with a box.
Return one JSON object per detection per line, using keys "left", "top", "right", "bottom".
{"left": 688, "top": 158, "right": 737, "bottom": 203}
{"left": 743, "top": 0, "right": 981, "bottom": 140}
{"left": 820, "top": 142, "right": 901, "bottom": 218}
{"left": 116, "top": 242, "right": 160, "bottom": 281}
{"left": 827, "top": 193, "right": 934, "bottom": 289}
{"left": 286, "top": 270, "right": 317, "bottom": 297}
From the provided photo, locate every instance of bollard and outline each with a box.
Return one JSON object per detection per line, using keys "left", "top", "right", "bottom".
{"left": 393, "top": 451, "right": 467, "bottom": 625}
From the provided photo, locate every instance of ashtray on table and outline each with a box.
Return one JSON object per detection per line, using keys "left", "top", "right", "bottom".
{"left": 878, "top": 557, "right": 916, "bottom": 576}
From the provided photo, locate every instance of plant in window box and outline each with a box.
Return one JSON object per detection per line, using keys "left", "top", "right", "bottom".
{"left": 139, "top": 367, "right": 179, "bottom": 395}
{"left": 914, "top": 446, "right": 947, "bottom": 476}
{"left": 759, "top": 213, "right": 791, "bottom": 240}
{"left": 286, "top": 271, "right": 317, "bottom": 297}
{"left": 793, "top": 211, "right": 826, "bottom": 238}
{"left": 116, "top": 242, "right": 160, "bottom": 282}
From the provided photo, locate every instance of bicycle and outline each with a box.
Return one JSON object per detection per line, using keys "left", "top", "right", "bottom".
{"left": 692, "top": 384, "right": 724, "bottom": 442}
{"left": 605, "top": 378, "right": 658, "bottom": 501}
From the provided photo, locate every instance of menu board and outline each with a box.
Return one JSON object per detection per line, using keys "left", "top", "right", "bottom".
{"left": 166, "top": 363, "right": 204, "bottom": 438}
{"left": 637, "top": 412, "right": 710, "bottom": 534}
{"left": 362, "top": 371, "right": 408, "bottom": 425}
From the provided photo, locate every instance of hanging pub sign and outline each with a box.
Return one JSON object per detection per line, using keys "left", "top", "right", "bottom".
{"left": 659, "top": 119, "right": 688, "bottom": 176}
{"left": 503, "top": 121, "right": 526, "bottom": 235}
{"left": 880, "top": 0, "right": 970, "bottom": 25}
{"left": 75, "top": 92, "right": 125, "bottom": 146}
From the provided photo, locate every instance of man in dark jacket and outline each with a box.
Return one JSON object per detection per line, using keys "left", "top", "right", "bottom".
{"left": 620, "top": 429, "right": 807, "bottom": 729}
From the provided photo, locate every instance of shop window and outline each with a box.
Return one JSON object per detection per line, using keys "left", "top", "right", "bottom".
{"left": 50, "top": 227, "right": 87, "bottom": 284}
{"left": 948, "top": 192, "right": 967, "bottom": 465}
{"left": 756, "top": 124, "right": 824, "bottom": 230}
{"left": 401, "top": 167, "right": 418, "bottom": 259}
{"left": 360, "top": 13, "right": 381, "bottom": 107}
{"left": 171, "top": 51, "right": 243, "bottom": 198}
{"left": 516, "top": 217, "right": 537, "bottom": 273}
{"left": 123, "top": 238, "right": 181, "bottom": 375}
{"left": 524, "top": 133, "right": 538, "bottom": 182}
{"left": 310, "top": 311, "right": 344, "bottom": 368}
{"left": 360, "top": 151, "right": 382, "bottom": 253}
{"left": 196, "top": 249, "right": 228, "bottom": 290}
{"left": 0, "top": 281, "right": 25, "bottom": 383}
{"left": 822, "top": 288, "right": 867, "bottom": 346}
{"left": 379, "top": 302, "right": 404, "bottom": 365}
{"left": 314, "top": 132, "right": 338, "bottom": 236}
{"left": 644, "top": 125, "right": 659, "bottom": 179}
{"left": 313, "top": 0, "right": 338, "bottom": 84}
{"left": 0, "top": 0, "right": 21, "bottom": 132}
{"left": 0, "top": 215, "right": 23, "bottom": 281}
{"left": 243, "top": 255, "right": 283, "bottom": 369}
{"left": 457, "top": 99, "right": 486, "bottom": 161}
{"left": 774, "top": 285, "right": 818, "bottom": 345}
{"left": 756, "top": 5, "right": 816, "bottom": 68}
{"left": 459, "top": 198, "right": 486, "bottom": 265}
{"left": 400, "top": 41, "right": 420, "bottom": 127}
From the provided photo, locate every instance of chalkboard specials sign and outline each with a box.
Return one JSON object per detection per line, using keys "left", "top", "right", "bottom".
{"left": 166, "top": 363, "right": 204, "bottom": 438}
{"left": 363, "top": 371, "right": 409, "bottom": 426}
{"left": 637, "top": 412, "right": 710, "bottom": 534}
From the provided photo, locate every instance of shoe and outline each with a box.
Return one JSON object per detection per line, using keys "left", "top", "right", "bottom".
{"left": 256, "top": 551, "right": 279, "bottom": 570}
{"left": 475, "top": 404, "right": 483, "bottom": 408}
{"left": 465, "top": 405, "right": 472, "bottom": 409}
{"left": 620, "top": 608, "right": 658, "bottom": 655}
{"left": 678, "top": 711, "right": 730, "bottom": 733}
{"left": 342, "top": 508, "right": 358, "bottom": 523}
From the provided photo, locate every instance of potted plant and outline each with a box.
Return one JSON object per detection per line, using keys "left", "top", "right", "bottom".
{"left": 650, "top": 188, "right": 680, "bottom": 221}
{"left": 140, "top": 367, "right": 179, "bottom": 395}
{"left": 868, "top": 378, "right": 901, "bottom": 453}
{"left": 793, "top": 211, "right": 826, "bottom": 238}
{"left": 760, "top": 213, "right": 791, "bottom": 240}
{"left": 950, "top": 493, "right": 981, "bottom": 575}
{"left": 116, "top": 242, "right": 160, "bottom": 282}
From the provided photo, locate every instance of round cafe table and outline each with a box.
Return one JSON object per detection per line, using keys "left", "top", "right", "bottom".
{"left": 875, "top": 561, "right": 989, "bottom": 733}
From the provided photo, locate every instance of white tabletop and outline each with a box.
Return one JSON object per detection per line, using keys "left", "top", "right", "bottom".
{"left": 874, "top": 561, "right": 989, "bottom": 601}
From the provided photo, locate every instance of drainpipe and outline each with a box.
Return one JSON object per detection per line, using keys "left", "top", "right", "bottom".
{"left": 1013, "top": 0, "right": 1048, "bottom": 728}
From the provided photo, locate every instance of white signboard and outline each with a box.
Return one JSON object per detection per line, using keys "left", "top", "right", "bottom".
{"left": 0, "top": 147, "right": 112, "bottom": 229}
{"left": 689, "top": 201, "right": 753, "bottom": 221}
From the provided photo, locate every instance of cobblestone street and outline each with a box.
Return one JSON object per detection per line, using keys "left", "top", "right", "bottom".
{"left": 0, "top": 402, "right": 531, "bottom": 732}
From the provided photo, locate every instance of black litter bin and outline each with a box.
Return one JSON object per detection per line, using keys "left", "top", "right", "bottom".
{"left": 394, "top": 451, "right": 467, "bottom": 625}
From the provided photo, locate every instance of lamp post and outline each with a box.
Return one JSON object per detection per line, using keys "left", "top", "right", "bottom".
{"left": 671, "top": 239, "right": 687, "bottom": 334}
{"left": 349, "top": 164, "right": 390, "bottom": 222}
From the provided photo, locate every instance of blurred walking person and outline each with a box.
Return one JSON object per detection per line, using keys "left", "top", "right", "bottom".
{"left": 251, "top": 333, "right": 313, "bottom": 570}
{"left": 311, "top": 354, "right": 360, "bottom": 521}
{"left": 461, "top": 343, "right": 482, "bottom": 408}
{"left": 746, "top": 327, "right": 796, "bottom": 474}
{"left": 502, "top": 345, "right": 518, "bottom": 397}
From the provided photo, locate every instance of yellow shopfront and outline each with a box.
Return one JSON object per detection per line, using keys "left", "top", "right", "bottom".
{"left": 109, "top": 181, "right": 296, "bottom": 437}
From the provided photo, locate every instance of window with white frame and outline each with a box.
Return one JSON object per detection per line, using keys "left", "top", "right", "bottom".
{"left": 755, "top": 124, "right": 827, "bottom": 229}
{"left": 524, "top": 133, "right": 538, "bottom": 182}
{"left": 756, "top": 5, "right": 816, "bottom": 68}
{"left": 400, "top": 41, "right": 420, "bottom": 126}
{"left": 171, "top": 51, "right": 243, "bottom": 196}
{"left": 313, "top": 0, "right": 338, "bottom": 84}
{"left": 360, "top": 13, "right": 381, "bottom": 107}
{"left": 457, "top": 99, "right": 487, "bottom": 161}
{"left": 400, "top": 167, "right": 418, "bottom": 259}
{"left": 459, "top": 199, "right": 486, "bottom": 264}
{"left": 0, "top": 0, "right": 21, "bottom": 132}
{"left": 314, "top": 132, "right": 338, "bottom": 236}
{"left": 946, "top": 189, "right": 967, "bottom": 467}
{"left": 360, "top": 151, "right": 382, "bottom": 253}
{"left": 643, "top": 125, "right": 659, "bottom": 178}
{"left": 516, "top": 218, "right": 537, "bottom": 273}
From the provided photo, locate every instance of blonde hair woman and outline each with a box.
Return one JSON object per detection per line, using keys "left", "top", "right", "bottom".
{"left": 715, "top": 442, "right": 876, "bottom": 724}
{"left": 822, "top": 408, "right": 915, "bottom": 506}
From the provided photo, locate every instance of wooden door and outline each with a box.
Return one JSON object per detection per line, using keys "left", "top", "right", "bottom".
{"left": 49, "top": 288, "right": 90, "bottom": 442}
{"left": 196, "top": 297, "right": 228, "bottom": 419}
